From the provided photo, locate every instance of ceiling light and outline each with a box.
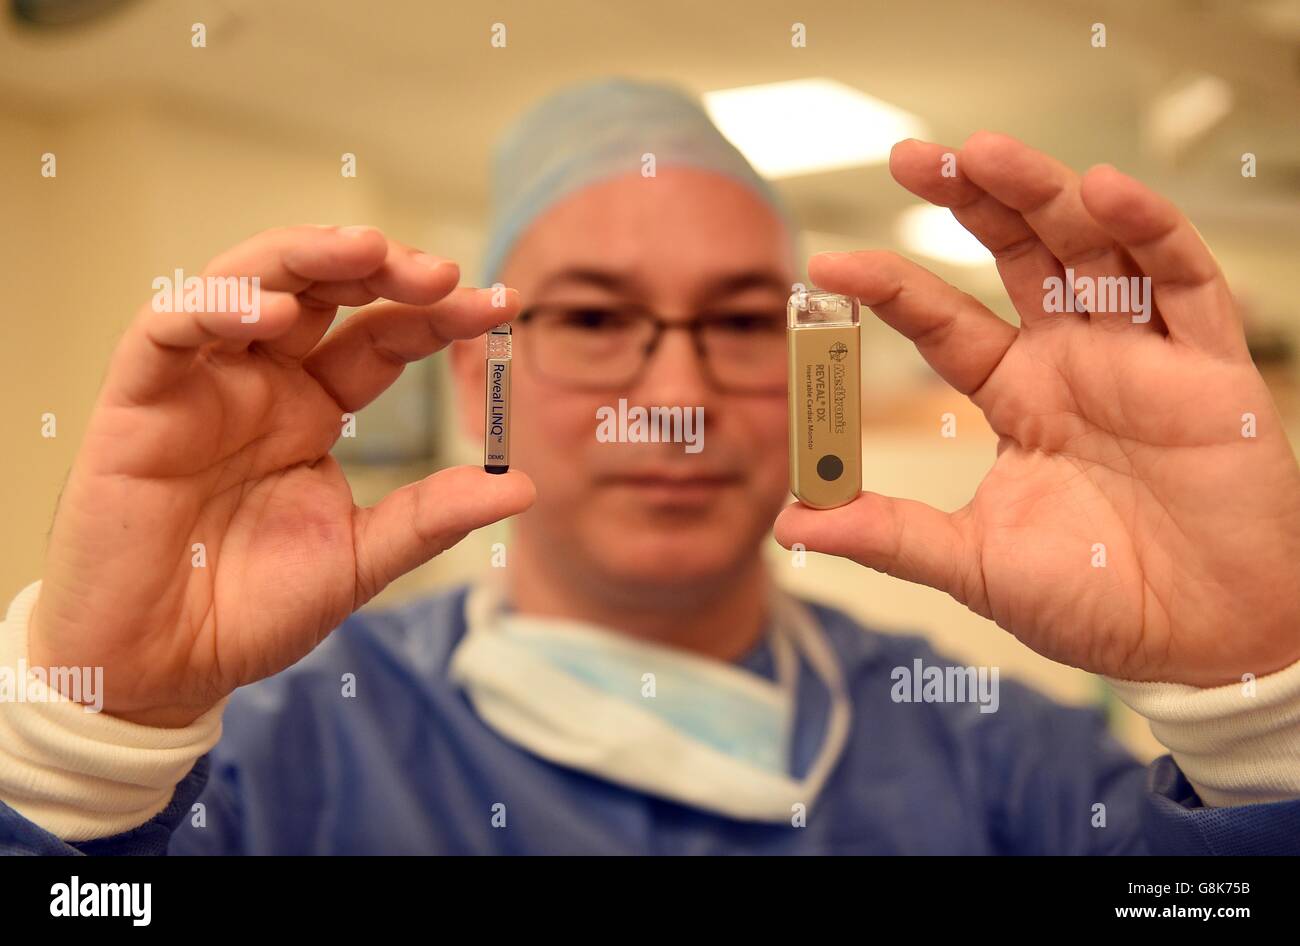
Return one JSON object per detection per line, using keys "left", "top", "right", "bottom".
{"left": 896, "top": 204, "right": 993, "bottom": 267}
{"left": 1146, "top": 74, "right": 1234, "bottom": 159}
{"left": 703, "top": 78, "right": 928, "bottom": 179}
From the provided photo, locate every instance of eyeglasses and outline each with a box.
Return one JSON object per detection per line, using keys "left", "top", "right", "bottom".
{"left": 514, "top": 303, "right": 788, "bottom": 394}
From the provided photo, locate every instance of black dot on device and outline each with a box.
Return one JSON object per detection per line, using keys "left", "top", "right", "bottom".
{"left": 816, "top": 454, "right": 843, "bottom": 481}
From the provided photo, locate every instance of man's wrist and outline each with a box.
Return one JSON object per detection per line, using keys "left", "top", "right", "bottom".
{"left": 0, "top": 581, "right": 228, "bottom": 841}
{"left": 1106, "top": 656, "right": 1300, "bottom": 808}
{"left": 110, "top": 702, "right": 221, "bottom": 729}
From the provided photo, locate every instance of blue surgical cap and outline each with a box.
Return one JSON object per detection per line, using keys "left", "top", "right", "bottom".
{"left": 479, "top": 77, "right": 800, "bottom": 287}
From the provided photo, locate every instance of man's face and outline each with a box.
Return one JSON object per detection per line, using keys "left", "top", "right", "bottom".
{"left": 454, "top": 166, "right": 795, "bottom": 595}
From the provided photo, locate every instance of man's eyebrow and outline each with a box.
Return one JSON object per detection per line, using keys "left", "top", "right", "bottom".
{"left": 533, "top": 267, "right": 789, "bottom": 298}
{"left": 533, "top": 268, "right": 635, "bottom": 295}
{"left": 704, "top": 270, "right": 791, "bottom": 297}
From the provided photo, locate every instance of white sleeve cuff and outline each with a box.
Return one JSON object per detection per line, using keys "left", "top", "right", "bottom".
{"left": 0, "top": 581, "right": 228, "bottom": 842}
{"left": 1106, "top": 657, "right": 1300, "bottom": 808}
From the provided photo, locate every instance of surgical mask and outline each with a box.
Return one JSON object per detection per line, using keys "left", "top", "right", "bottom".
{"left": 449, "top": 578, "right": 852, "bottom": 823}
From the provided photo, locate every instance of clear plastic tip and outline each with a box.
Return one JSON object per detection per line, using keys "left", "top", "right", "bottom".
{"left": 487, "top": 323, "right": 512, "bottom": 359}
{"left": 788, "top": 289, "right": 859, "bottom": 329}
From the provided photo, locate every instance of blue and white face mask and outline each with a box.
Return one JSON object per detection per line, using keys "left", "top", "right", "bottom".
{"left": 449, "top": 580, "right": 852, "bottom": 823}
{"left": 494, "top": 613, "right": 794, "bottom": 775}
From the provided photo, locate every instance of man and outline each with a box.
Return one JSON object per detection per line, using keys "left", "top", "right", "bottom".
{"left": 1, "top": 78, "right": 1298, "bottom": 854}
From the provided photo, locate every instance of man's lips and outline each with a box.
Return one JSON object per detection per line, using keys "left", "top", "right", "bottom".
{"left": 597, "top": 470, "right": 744, "bottom": 500}
{"left": 600, "top": 471, "right": 743, "bottom": 487}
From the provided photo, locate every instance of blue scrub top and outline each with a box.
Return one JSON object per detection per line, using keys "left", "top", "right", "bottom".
{"left": 4, "top": 585, "right": 1299, "bottom": 855}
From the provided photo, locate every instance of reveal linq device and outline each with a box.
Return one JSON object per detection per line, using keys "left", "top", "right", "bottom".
{"left": 484, "top": 323, "right": 512, "bottom": 474}
{"left": 788, "top": 289, "right": 861, "bottom": 509}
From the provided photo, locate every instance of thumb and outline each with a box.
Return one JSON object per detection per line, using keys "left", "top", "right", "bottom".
{"left": 773, "top": 491, "right": 978, "bottom": 606}
{"left": 352, "top": 465, "right": 536, "bottom": 605}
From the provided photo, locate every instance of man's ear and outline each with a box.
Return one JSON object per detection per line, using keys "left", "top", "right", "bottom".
{"left": 447, "top": 336, "right": 486, "bottom": 442}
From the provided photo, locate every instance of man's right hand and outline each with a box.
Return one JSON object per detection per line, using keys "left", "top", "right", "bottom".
{"left": 27, "top": 225, "right": 535, "bottom": 728}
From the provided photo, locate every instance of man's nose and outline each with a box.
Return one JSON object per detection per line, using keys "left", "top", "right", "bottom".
{"left": 631, "top": 324, "right": 713, "bottom": 407}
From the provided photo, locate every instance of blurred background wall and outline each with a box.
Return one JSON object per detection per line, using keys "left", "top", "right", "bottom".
{"left": 4, "top": 0, "right": 1300, "bottom": 757}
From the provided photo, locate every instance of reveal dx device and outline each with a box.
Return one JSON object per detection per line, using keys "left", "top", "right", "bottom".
{"left": 787, "top": 289, "right": 861, "bottom": 509}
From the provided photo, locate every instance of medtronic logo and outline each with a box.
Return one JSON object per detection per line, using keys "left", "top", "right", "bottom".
{"left": 828, "top": 342, "right": 848, "bottom": 362}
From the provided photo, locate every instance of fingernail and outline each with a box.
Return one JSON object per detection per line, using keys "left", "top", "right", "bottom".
{"left": 478, "top": 285, "right": 518, "bottom": 301}
{"left": 413, "top": 252, "right": 452, "bottom": 270}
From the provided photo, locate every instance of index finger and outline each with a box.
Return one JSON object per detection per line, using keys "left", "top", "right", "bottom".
{"left": 107, "top": 226, "right": 464, "bottom": 404}
{"left": 202, "top": 225, "right": 392, "bottom": 292}
{"left": 889, "top": 138, "right": 1064, "bottom": 326}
